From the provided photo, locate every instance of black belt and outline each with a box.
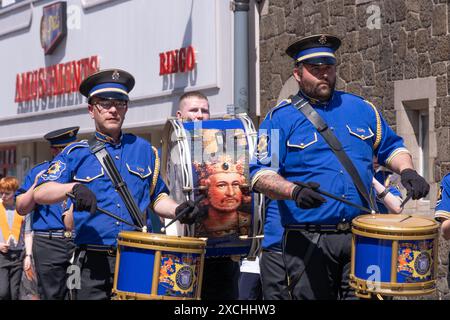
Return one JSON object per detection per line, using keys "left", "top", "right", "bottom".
{"left": 285, "top": 222, "right": 352, "bottom": 232}
{"left": 34, "top": 230, "right": 76, "bottom": 239}
{"left": 79, "top": 244, "right": 117, "bottom": 256}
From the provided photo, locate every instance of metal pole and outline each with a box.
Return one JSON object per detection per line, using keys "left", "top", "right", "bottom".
{"left": 232, "top": 0, "right": 249, "bottom": 115}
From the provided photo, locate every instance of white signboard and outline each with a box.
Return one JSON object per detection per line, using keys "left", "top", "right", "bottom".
{"left": 0, "top": 0, "right": 233, "bottom": 143}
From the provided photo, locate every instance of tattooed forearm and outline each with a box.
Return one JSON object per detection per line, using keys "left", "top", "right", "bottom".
{"left": 254, "top": 174, "right": 296, "bottom": 200}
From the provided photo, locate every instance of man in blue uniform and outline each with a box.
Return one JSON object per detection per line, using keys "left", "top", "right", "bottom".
{"left": 16, "top": 126, "right": 79, "bottom": 300}
{"left": 434, "top": 174, "right": 450, "bottom": 290}
{"left": 33, "top": 69, "right": 198, "bottom": 300}
{"left": 175, "top": 91, "right": 241, "bottom": 300}
{"left": 250, "top": 34, "right": 429, "bottom": 299}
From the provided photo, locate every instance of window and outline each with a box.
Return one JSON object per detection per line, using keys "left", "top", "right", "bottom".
{"left": 394, "top": 77, "right": 436, "bottom": 213}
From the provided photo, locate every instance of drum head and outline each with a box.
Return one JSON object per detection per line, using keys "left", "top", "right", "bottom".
{"left": 352, "top": 214, "right": 439, "bottom": 235}
{"left": 118, "top": 231, "right": 206, "bottom": 249}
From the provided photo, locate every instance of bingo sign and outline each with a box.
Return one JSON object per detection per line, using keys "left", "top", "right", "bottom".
{"left": 40, "top": 1, "right": 67, "bottom": 55}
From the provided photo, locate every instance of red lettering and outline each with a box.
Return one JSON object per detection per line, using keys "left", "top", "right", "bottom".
{"left": 25, "top": 72, "right": 34, "bottom": 101}
{"left": 159, "top": 53, "right": 167, "bottom": 75}
{"left": 186, "top": 46, "right": 195, "bottom": 71}
{"left": 72, "top": 61, "right": 80, "bottom": 92}
{"left": 14, "top": 56, "right": 101, "bottom": 102}
{"left": 15, "top": 74, "right": 23, "bottom": 103}
{"left": 38, "top": 68, "right": 46, "bottom": 98}
{"left": 63, "top": 62, "right": 71, "bottom": 94}
{"left": 159, "top": 46, "right": 196, "bottom": 76}
{"left": 58, "top": 64, "right": 65, "bottom": 95}
{"left": 80, "top": 58, "right": 90, "bottom": 80}
{"left": 172, "top": 50, "right": 179, "bottom": 73}
{"left": 31, "top": 71, "right": 38, "bottom": 100}
{"left": 52, "top": 65, "right": 59, "bottom": 95}
{"left": 179, "top": 48, "right": 186, "bottom": 72}
{"left": 48, "top": 66, "right": 55, "bottom": 96}
{"left": 166, "top": 52, "right": 173, "bottom": 75}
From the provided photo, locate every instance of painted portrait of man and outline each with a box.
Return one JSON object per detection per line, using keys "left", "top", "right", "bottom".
{"left": 194, "top": 155, "right": 251, "bottom": 238}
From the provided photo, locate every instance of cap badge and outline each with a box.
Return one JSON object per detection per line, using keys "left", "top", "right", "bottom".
{"left": 112, "top": 70, "right": 120, "bottom": 80}
{"left": 318, "top": 35, "right": 327, "bottom": 45}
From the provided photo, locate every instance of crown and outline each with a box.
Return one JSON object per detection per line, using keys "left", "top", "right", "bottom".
{"left": 194, "top": 155, "right": 245, "bottom": 181}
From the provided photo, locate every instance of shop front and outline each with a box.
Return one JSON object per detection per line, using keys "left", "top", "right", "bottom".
{"left": 0, "top": 0, "right": 254, "bottom": 181}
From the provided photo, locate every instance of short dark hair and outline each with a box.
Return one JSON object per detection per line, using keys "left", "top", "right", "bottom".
{"left": 179, "top": 91, "right": 209, "bottom": 104}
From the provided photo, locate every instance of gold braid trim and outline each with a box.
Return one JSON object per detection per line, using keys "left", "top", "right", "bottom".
{"left": 365, "top": 100, "right": 382, "bottom": 151}
{"left": 150, "top": 146, "right": 160, "bottom": 197}
{"left": 151, "top": 193, "right": 169, "bottom": 210}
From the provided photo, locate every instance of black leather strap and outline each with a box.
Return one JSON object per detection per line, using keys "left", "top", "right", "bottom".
{"left": 87, "top": 136, "right": 145, "bottom": 228}
{"left": 290, "top": 94, "right": 376, "bottom": 211}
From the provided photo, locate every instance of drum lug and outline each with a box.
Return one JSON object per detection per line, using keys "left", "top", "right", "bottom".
{"left": 350, "top": 275, "right": 372, "bottom": 299}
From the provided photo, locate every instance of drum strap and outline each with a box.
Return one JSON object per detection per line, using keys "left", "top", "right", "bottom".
{"left": 284, "top": 232, "right": 321, "bottom": 298}
{"left": 88, "top": 136, "right": 145, "bottom": 229}
{"left": 290, "top": 94, "right": 376, "bottom": 211}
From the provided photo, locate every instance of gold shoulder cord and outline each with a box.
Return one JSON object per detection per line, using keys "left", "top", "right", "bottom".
{"left": 150, "top": 146, "right": 160, "bottom": 197}
{"left": 365, "top": 100, "right": 382, "bottom": 150}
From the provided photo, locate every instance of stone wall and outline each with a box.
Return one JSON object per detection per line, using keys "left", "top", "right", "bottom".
{"left": 259, "top": 0, "right": 450, "bottom": 299}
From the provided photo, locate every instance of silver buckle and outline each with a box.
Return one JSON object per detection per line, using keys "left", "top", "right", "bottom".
{"left": 63, "top": 231, "right": 73, "bottom": 238}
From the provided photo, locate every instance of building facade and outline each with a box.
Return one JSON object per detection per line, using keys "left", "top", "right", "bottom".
{"left": 0, "top": 0, "right": 262, "bottom": 180}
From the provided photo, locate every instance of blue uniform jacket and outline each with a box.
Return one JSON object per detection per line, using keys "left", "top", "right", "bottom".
{"left": 250, "top": 91, "right": 409, "bottom": 226}
{"left": 435, "top": 173, "right": 450, "bottom": 221}
{"left": 16, "top": 161, "right": 67, "bottom": 231}
{"left": 36, "top": 132, "right": 169, "bottom": 246}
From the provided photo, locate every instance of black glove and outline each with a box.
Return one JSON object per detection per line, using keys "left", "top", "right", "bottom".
{"left": 71, "top": 184, "right": 97, "bottom": 214}
{"left": 176, "top": 201, "right": 205, "bottom": 225}
{"left": 400, "top": 169, "right": 430, "bottom": 200}
{"left": 292, "top": 182, "right": 326, "bottom": 209}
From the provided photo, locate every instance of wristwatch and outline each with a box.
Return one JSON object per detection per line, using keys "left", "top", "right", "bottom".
{"left": 377, "top": 188, "right": 389, "bottom": 200}
{"left": 25, "top": 254, "right": 32, "bottom": 258}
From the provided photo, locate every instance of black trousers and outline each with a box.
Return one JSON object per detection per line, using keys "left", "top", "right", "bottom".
{"left": 201, "top": 257, "right": 240, "bottom": 300}
{"left": 0, "top": 250, "right": 23, "bottom": 300}
{"left": 260, "top": 250, "right": 290, "bottom": 300}
{"left": 33, "top": 236, "right": 76, "bottom": 300}
{"left": 283, "top": 229, "right": 355, "bottom": 300}
{"left": 73, "top": 249, "right": 116, "bottom": 300}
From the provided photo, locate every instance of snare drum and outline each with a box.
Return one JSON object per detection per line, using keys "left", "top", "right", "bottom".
{"left": 112, "top": 231, "right": 206, "bottom": 300}
{"left": 161, "top": 114, "right": 264, "bottom": 258}
{"left": 350, "top": 214, "right": 439, "bottom": 298}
